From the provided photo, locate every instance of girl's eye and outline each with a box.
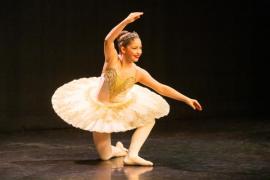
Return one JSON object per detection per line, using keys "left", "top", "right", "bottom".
{"left": 131, "top": 47, "right": 142, "bottom": 50}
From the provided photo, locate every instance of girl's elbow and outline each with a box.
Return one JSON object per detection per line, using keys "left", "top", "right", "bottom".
{"left": 104, "top": 37, "right": 112, "bottom": 45}
{"left": 104, "top": 38, "right": 109, "bottom": 45}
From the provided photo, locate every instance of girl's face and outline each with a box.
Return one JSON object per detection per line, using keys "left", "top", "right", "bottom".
{"left": 121, "top": 38, "right": 142, "bottom": 62}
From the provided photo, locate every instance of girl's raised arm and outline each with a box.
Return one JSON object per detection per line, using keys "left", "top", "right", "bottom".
{"left": 104, "top": 12, "right": 143, "bottom": 63}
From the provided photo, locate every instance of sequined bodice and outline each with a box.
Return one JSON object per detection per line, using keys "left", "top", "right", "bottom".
{"left": 102, "top": 68, "right": 136, "bottom": 101}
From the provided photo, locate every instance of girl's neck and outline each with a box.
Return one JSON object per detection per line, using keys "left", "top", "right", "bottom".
{"left": 118, "top": 54, "right": 133, "bottom": 69}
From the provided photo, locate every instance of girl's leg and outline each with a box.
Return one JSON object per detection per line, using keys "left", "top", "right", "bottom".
{"left": 124, "top": 121, "right": 155, "bottom": 166}
{"left": 92, "top": 132, "right": 128, "bottom": 160}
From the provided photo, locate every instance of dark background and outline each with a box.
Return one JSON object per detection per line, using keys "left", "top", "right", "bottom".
{"left": 0, "top": 0, "right": 268, "bottom": 132}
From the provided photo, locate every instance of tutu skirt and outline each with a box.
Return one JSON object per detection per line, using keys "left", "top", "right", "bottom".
{"left": 51, "top": 77, "right": 170, "bottom": 133}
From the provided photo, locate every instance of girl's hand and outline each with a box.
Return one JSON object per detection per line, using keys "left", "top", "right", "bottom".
{"left": 125, "top": 12, "right": 144, "bottom": 24}
{"left": 186, "top": 98, "right": 203, "bottom": 111}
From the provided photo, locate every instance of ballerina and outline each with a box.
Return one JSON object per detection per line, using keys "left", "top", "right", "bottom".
{"left": 51, "top": 12, "right": 202, "bottom": 166}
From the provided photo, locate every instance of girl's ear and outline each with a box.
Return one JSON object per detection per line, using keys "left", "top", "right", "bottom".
{"left": 120, "top": 46, "right": 126, "bottom": 54}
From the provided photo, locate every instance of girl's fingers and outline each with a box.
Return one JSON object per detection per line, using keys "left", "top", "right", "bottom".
{"left": 131, "top": 12, "right": 143, "bottom": 18}
{"left": 196, "top": 102, "right": 202, "bottom": 111}
{"left": 192, "top": 100, "right": 202, "bottom": 111}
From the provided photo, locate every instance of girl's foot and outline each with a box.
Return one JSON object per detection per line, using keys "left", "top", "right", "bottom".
{"left": 116, "top": 141, "right": 128, "bottom": 152}
{"left": 124, "top": 155, "right": 153, "bottom": 166}
{"left": 112, "top": 141, "right": 128, "bottom": 157}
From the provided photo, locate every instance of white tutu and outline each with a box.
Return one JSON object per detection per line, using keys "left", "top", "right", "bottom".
{"left": 51, "top": 77, "right": 170, "bottom": 133}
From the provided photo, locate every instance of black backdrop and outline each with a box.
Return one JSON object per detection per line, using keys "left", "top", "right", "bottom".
{"left": 1, "top": 0, "right": 267, "bottom": 132}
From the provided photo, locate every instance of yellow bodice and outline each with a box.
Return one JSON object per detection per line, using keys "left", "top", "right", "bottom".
{"left": 102, "top": 68, "right": 136, "bottom": 101}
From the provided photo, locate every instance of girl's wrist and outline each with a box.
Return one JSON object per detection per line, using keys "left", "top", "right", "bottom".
{"left": 122, "top": 18, "right": 131, "bottom": 25}
{"left": 184, "top": 97, "right": 191, "bottom": 104}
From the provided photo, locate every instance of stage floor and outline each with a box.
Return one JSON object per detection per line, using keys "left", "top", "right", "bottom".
{"left": 0, "top": 118, "right": 270, "bottom": 179}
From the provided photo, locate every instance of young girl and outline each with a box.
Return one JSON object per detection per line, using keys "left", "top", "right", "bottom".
{"left": 51, "top": 12, "right": 202, "bottom": 166}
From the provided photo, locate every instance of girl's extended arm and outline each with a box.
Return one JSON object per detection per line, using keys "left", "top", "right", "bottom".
{"left": 104, "top": 12, "right": 143, "bottom": 63}
{"left": 136, "top": 67, "right": 203, "bottom": 111}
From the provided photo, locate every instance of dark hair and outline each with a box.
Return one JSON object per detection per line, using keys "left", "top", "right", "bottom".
{"left": 115, "top": 30, "right": 140, "bottom": 53}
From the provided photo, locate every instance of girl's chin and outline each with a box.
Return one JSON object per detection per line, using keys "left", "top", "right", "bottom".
{"left": 133, "top": 57, "right": 140, "bottom": 62}
{"left": 127, "top": 57, "right": 139, "bottom": 62}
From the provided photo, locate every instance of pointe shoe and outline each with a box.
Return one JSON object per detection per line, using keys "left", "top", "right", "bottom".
{"left": 116, "top": 141, "right": 128, "bottom": 152}
{"left": 113, "top": 142, "right": 128, "bottom": 157}
{"left": 124, "top": 155, "right": 153, "bottom": 166}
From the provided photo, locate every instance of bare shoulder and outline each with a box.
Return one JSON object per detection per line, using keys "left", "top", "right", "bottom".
{"left": 134, "top": 65, "right": 149, "bottom": 82}
{"left": 134, "top": 65, "right": 156, "bottom": 83}
{"left": 134, "top": 64, "right": 164, "bottom": 92}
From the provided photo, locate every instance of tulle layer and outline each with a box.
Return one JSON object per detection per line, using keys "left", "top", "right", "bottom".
{"left": 51, "top": 77, "right": 170, "bottom": 133}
